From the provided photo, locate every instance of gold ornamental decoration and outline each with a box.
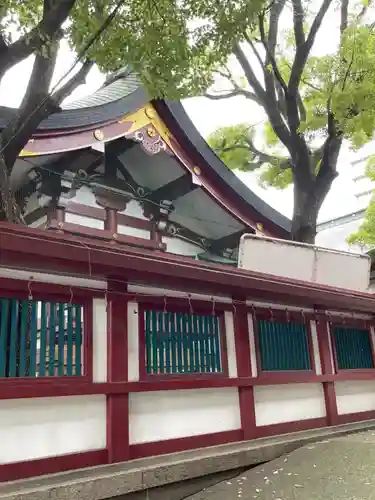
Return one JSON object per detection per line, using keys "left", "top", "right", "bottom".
{"left": 94, "top": 129, "right": 104, "bottom": 141}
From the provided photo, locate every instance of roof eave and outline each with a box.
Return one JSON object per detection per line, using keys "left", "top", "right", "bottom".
{"left": 153, "top": 99, "right": 291, "bottom": 238}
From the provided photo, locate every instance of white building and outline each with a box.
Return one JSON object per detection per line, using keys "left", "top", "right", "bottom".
{"left": 316, "top": 142, "right": 375, "bottom": 253}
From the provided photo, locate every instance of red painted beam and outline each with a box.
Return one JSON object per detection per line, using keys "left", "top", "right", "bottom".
{"left": 1, "top": 224, "right": 375, "bottom": 314}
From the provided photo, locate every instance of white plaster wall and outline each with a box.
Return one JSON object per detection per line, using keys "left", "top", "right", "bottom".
{"left": 247, "top": 313, "right": 258, "bottom": 377}
{"left": 0, "top": 395, "right": 106, "bottom": 465}
{"left": 327, "top": 322, "right": 335, "bottom": 374}
{"left": 224, "top": 312, "right": 237, "bottom": 378}
{"left": 29, "top": 216, "right": 47, "bottom": 228}
{"left": 239, "top": 235, "right": 370, "bottom": 292}
{"left": 129, "top": 388, "right": 241, "bottom": 444}
{"left": 163, "top": 236, "right": 204, "bottom": 257}
{"left": 69, "top": 186, "right": 100, "bottom": 208}
{"left": 120, "top": 200, "right": 148, "bottom": 220}
{"left": 335, "top": 380, "right": 375, "bottom": 415}
{"left": 118, "top": 225, "right": 150, "bottom": 239}
{"left": 65, "top": 212, "right": 104, "bottom": 230}
{"left": 128, "top": 301, "right": 139, "bottom": 381}
{"left": 92, "top": 298, "right": 107, "bottom": 383}
{"left": 310, "top": 321, "right": 322, "bottom": 375}
{"left": 254, "top": 383, "right": 326, "bottom": 426}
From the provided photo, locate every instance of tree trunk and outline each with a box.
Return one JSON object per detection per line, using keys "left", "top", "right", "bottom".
{"left": 0, "top": 155, "right": 23, "bottom": 223}
{"left": 291, "top": 161, "right": 337, "bottom": 244}
{"left": 291, "top": 186, "right": 319, "bottom": 244}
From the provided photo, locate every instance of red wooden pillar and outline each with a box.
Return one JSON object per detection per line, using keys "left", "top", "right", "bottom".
{"left": 104, "top": 208, "right": 118, "bottom": 233}
{"left": 233, "top": 302, "right": 256, "bottom": 440}
{"left": 107, "top": 279, "right": 129, "bottom": 463}
{"left": 316, "top": 315, "right": 338, "bottom": 426}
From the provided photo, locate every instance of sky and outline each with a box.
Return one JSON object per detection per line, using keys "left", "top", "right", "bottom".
{"left": 0, "top": 2, "right": 373, "bottom": 224}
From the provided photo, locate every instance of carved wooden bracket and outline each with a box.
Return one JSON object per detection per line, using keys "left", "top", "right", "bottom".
{"left": 128, "top": 125, "right": 167, "bottom": 155}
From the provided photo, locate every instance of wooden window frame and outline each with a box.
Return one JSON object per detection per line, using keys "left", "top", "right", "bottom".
{"left": 0, "top": 278, "right": 93, "bottom": 391}
{"left": 251, "top": 307, "right": 316, "bottom": 383}
{"left": 329, "top": 317, "right": 375, "bottom": 375}
{"left": 138, "top": 301, "right": 229, "bottom": 381}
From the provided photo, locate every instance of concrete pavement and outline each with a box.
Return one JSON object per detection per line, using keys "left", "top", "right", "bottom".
{"left": 187, "top": 431, "right": 375, "bottom": 500}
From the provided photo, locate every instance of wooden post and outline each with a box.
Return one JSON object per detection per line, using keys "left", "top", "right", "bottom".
{"left": 104, "top": 208, "right": 118, "bottom": 233}
{"left": 233, "top": 301, "right": 256, "bottom": 440}
{"left": 316, "top": 315, "right": 338, "bottom": 426}
{"left": 106, "top": 279, "right": 129, "bottom": 463}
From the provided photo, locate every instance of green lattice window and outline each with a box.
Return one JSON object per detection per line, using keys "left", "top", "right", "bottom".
{"left": 0, "top": 298, "right": 83, "bottom": 378}
{"left": 333, "top": 326, "right": 374, "bottom": 370}
{"left": 257, "top": 319, "right": 311, "bottom": 371}
{"left": 144, "top": 310, "right": 223, "bottom": 375}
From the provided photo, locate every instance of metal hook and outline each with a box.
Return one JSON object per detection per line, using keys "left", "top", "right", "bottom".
{"left": 188, "top": 294, "right": 193, "bottom": 314}
{"left": 301, "top": 309, "right": 306, "bottom": 323}
{"left": 104, "top": 290, "right": 108, "bottom": 312}
{"left": 232, "top": 300, "right": 237, "bottom": 319}
{"left": 269, "top": 307, "right": 274, "bottom": 322}
{"left": 28, "top": 280, "right": 33, "bottom": 301}
{"left": 69, "top": 287, "right": 73, "bottom": 305}
{"left": 327, "top": 312, "right": 332, "bottom": 325}
{"left": 285, "top": 308, "right": 290, "bottom": 323}
{"left": 164, "top": 295, "right": 167, "bottom": 314}
{"left": 251, "top": 304, "right": 256, "bottom": 318}
{"left": 211, "top": 296, "right": 216, "bottom": 316}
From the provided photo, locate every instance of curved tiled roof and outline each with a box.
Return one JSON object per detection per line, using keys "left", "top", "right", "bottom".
{"left": 0, "top": 69, "right": 291, "bottom": 235}
{"left": 0, "top": 71, "right": 146, "bottom": 130}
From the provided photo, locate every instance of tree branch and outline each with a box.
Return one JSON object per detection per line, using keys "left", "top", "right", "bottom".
{"left": 268, "top": 0, "right": 285, "bottom": 54}
{"left": 0, "top": 0, "right": 76, "bottom": 78}
{"left": 208, "top": 65, "right": 263, "bottom": 105}
{"left": 316, "top": 102, "right": 342, "bottom": 186}
{"left": 1, "top": 56, "right": 94, "bottom": 171}
{"left": 297, "top": 92, "right": 307, "bottom": 122}
{"left": 292, "top": 0, "right": 305, "bottom": 47}
{"left": 1, "top": 39, "right": 59, "bottom": 170}
{"left": 233, "top": 41, "right": 291, "bottom": 150}
{"left": 51, "top": 59, "right": 94, "bottom": 104}
{"left": 258, "top": 9, "right": 288, "bottom": 93}
{"left": 233, "top": 42, "right": 266, "bottom": 99}
{"left": 340, "top": 0, "right": 349, "bottom": 33}
{"left": 358, "top": 0, "right": 373, "bottom": 22}
{"left": 204, "top": 89, "right": 263, "bottom": 105}
{"left": 0, "top": 31, "right": 6, "bottom": 54}
{"left": 289, "top": 0, "right": 333, "bottom": 92}
{"left": 215, "top": 142, "right": 292, "bottom": 170}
